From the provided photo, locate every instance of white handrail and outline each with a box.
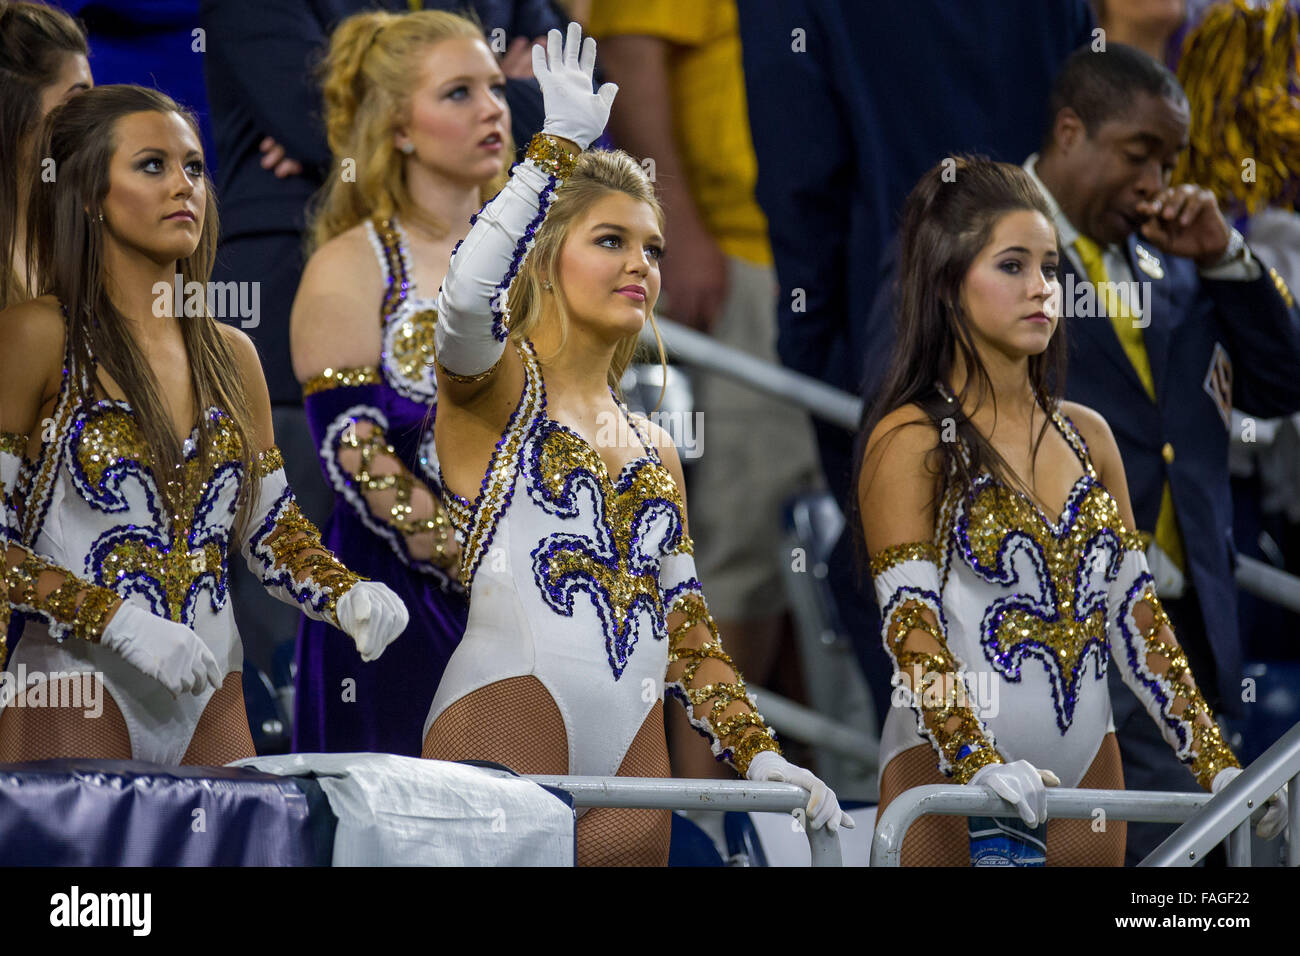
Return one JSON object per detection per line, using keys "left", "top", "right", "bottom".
{"left": 523, "top": 775, "right": 843, "bottom": 866}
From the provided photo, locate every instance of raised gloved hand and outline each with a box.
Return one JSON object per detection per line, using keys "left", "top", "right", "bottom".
{"left": 99, "top": 600, "right": 224, "bottom": 697}
{"left": 1212, "top": 767, "right": 1289, "bottom": 840}
{"left": 970, "top": 760, "right": 1060, "bottom": 828}
{"left": 746, "top": 750, "right": 856, "bottom": 832}
{"left": 336, "top": 582, "right": 408, "bottom": 662}
{"left": 531, "top": 22, "right": 617, "bottom": 151}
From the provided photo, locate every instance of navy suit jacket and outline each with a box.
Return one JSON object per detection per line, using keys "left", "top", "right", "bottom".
{"left": 866, "top": 236, "right": 1300, "bottom": 710}
{"left": 1062, "top": 241, "right": 1300, "bottom": 710}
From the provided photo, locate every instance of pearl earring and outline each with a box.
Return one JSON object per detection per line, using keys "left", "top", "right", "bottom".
{"left": 399, "top": 142, "right": 415, "bottom": 155}
{"left": 541, "top": 279, "right": 552, "bottom": 291}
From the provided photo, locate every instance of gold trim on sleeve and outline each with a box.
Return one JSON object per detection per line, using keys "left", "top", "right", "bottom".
{"left": 302, "top": 366, "right": 383, "bottom": 397}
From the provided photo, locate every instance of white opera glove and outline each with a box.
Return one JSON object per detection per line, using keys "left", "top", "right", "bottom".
{"left": 531, "top": 22, "right": 617, "bottom": 150}
{"left": 970, "top": 760, "right": 1060, "bottom": 828}
{"left": 99, "top": 601, "right": 224, "bottom": 697}
{"left": 1212, "top": 767, "right": 1289, "bottom": 840}
{"left": 335, "top": 582, "right": 408, "bottom": 662}
{"left": 746, "top": 750, "right": 856, "bottom": 832}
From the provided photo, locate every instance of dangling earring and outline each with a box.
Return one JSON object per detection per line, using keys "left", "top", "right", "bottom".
{"left": 97, "top": 211, "right": 105, "bottom": 223}
{"left": 541, "top": 279, "right": 552, "bottom": 291}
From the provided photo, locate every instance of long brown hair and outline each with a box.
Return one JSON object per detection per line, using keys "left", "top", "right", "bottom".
{"left": 508, "top": 149, "right": 667, "bottom": 394}
{"left": 308, "top": 8, "right": 512, "bottom": 251}
{"left": 0, "top": 1, "right": 88, "bottom": 309}
{"left": 30, "top": 84, "right": 261, "bottom": 535}
{"left": 851, "top": 155, "right": 1067, "bottom": 554}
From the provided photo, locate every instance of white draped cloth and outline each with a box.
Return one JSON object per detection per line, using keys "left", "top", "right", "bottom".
{"left": 233, "top": 753, "right": 575, "bottom": 866}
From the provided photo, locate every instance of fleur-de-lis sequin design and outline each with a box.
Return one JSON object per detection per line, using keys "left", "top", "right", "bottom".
{"left": 525, "top": 419, "right": 685, "bottom": 679}
{"left": 955, "top": 471, "right": 1133, "bottom": 733}
{"left": 71, "top": 401, "right": 244, "bottom": 624}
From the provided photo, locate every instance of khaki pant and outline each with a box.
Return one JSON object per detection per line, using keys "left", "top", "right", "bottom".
{"left": 683, "top": 256, "right": 823, "bottom": 621}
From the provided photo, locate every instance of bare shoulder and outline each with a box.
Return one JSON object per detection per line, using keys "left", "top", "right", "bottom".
{"left": 298, "top": 226, "right": 382, "bottom": 305}
{"left": 0, "top": 295, "right": 66, "bottom": 410}
{"left": 291, "top": 224, "right": 383, "bottom": 381}
{"left": 863, "top": 403, "right": 942, "bottom": 475}
{"left": 306, "top": 224, "right": 377, "bottom": 275}
{"left": 215, "top": 321, "right": 260, "bottom": 368}
{"left": 0, "top": 293, "right": 64, "bottom": 354}
{"left": 858, "top": 403, "right": 945, "bottom": 554}
{"left": 1058, "top": 400, "right": 1121, "bottom": 479}
{"left": 637, "top": 414, "right": 684, "bottom": 482}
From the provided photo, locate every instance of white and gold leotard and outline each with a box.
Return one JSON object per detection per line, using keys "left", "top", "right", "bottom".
{"left": 1, "top": 314, "right": 366, "bottom": 763}
{"left": 873, "top": 402, "right": 1238, "bottom": 790}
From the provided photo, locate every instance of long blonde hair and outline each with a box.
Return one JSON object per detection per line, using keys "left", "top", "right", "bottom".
{"left": 508, "top": 149, "right": 667, "bottom": 394}
{"left": 309, "top": 8, "right": 512, "bottom": 251}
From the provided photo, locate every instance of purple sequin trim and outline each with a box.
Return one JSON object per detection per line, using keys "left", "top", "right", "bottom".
{"left": 663, "top": 577, "right": 703, "bottom": 608}
{"left": 247, "top": 485, "right": 333, "bottom": 615}
{"left": 489, "top": 173, "right": 559, "bottom": 343}
{"left": 1117, "top": 570, "right": 1189, "bottom": 752}
{"left": 530, "top": 530, "right": 665, "bottom": 680}
{"left": 443, "top": 344, "right": 543, "bottom": 589}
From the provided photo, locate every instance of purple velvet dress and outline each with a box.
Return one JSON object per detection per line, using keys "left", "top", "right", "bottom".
{"left": 294, "top": 217, "right": 467, "bottom": 755}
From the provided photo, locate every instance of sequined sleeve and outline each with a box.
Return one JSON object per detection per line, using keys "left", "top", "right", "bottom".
{"left": 872, "top": 543, "right": 1004, "bottom": 784}
{"left": 302, "top": 368, "right": 458, "bottom": 581}
{"left": 1106, "top": 543, "right": 1239, "bottom": 789}
{"left": 1, "top": 432, "right": 119, "bottom": 662}
{"left": 239, "top": 446, "right": 367, "bottom": 629}
{"left": 434, "top": 136, "right": 570, "bottom": 378}
{"left": 660, "top": 539, "right": 781, "bottom": 775}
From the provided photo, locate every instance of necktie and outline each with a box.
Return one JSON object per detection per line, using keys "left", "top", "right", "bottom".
{"left": 1072, "top": 236, "right": 1186, "bottom": 573}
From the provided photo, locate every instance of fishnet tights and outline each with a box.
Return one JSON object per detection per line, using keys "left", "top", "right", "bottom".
{"left": 423, "top": 676, "right": 671, "bottom": 866}
{"left": 0, "top": 674, "right": 131, "bottom": 761}
{"left": 181, "top": 672, "right": 256, "bottom": 766}
{"left": 878, "top": 733, "right": 1127, "bottom": 866}
{"left": 0, "top": 671, "right": 255, "bottom": 765}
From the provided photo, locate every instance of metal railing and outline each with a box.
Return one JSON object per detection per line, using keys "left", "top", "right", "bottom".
{"left": 523, "top": 775, "right": 843, "bottom": 865}
{"left": 1142, "top": 720, "right": 1300, "bottom": 867}
{"left": 642, "top": 316, "right": 1300, "bottom": 611}
{"left": 871, "top": 721, "right": 1300, "bottom": 866}
{"left": 870, "top": 784, "right": 1211, "bottom": 866}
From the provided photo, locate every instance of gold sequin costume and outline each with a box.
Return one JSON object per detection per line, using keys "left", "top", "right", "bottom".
{"left": 1, "top": 315, "right": 365, "bottom": 763}
{"left": 423, "top": 144, "right": 780, "bottom": 783}
{"left": 873, "top": 399, "right": 1239, "bottom": 790}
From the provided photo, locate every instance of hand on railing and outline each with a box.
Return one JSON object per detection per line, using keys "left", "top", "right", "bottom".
{"left": 1212, "top": 767, "right": 1289, "bottom": 839}
{"left": 746, "top": 751, "right": 855, "bottom": 832}
{"left": 970, "top": 760, "right": 1060, "bottom": 828}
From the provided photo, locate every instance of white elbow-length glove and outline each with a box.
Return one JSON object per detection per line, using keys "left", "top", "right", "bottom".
{"left": 1211, "top": 767, "right": 1289, "bottom": 840}
{"left": 532, "top": 22, "right": 618, "bottom": 150}
{"left": 335, "top": 582, "right": 408, "bottom": 662}
{"left": 746, "top": 750, "right": 856, "bottom": 832}
{"left": 100, "top": 602, "right": 224, "bottom": 697}
{"left": 970, "top": 760, "right": 1061, "bottom": 828}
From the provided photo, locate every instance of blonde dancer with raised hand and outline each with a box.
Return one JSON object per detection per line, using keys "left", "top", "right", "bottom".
{"left": 421, "top": 23, "right": 851, "bottom": 865}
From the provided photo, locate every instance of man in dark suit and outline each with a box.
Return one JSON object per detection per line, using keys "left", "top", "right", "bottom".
{"left": 198, "top": 0, "right": 563, "bottom": 676}
{"left": 1025, "top": 43, "right": 1300, "bottom": 862}
{"left": 738, "top": 0, "right": 1095, "bottom": 725}
{"left": 865, "top": 42, "right": 1300, "bottom": 862}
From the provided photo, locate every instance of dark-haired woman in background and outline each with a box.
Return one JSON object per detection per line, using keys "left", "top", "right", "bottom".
{"left": 855, "top": 155, "right": 1286, "bottom": 865}
{"left": 0, "top": 1, "right": 91, "bottom": 310}
{"left": 0, "top": 85, "right": 407, "bottom": 764}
